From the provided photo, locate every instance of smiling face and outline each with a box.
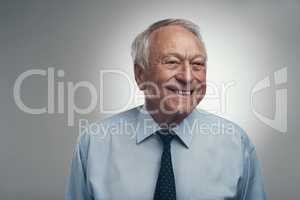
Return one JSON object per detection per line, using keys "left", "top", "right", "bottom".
{"left": 135, "top": 25, "right": 207, "bottom": 124}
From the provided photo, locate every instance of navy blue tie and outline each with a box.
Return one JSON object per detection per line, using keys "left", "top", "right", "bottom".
{"left": 154, "top": 129, "right": 176, "bottom": 200}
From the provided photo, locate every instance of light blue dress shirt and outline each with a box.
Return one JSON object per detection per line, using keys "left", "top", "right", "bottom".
{"left": 66, "top": 105, "right": 266, "bottom": 200}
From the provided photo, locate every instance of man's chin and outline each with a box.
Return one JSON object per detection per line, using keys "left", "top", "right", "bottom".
{"left": 177, "top": 108, "right": 193, "bottom": 116}
{"left": 164, "top": 104, "right": 193, "bottom": 115}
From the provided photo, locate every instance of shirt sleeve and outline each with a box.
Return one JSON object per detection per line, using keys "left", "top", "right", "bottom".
{"left": 65, "top": 133, "right": 93, "bottom": 200}
{"left": 238, "top": 132, "right": 267, "bottom": 200}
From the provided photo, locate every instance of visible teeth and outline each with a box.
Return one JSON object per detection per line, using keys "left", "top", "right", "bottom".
{"left": 177, "top": 90, "right": 191, "bottom": 96}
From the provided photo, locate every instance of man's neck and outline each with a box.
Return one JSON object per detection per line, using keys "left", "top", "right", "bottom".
{"left": 144, "top": 103, "right": 188, "bottom": 128}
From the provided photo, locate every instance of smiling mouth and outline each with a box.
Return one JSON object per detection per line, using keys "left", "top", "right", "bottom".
{"left": 166, "top": 86, "right": 194, "bottom": 96}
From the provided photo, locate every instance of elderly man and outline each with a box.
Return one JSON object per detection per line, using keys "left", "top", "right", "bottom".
{"left": 66, "top": 19, "right": 266, "bottom": 200}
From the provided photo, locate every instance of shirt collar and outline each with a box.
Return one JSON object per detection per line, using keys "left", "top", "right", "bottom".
{"left": 136, "top": 104, "right": 199, "bottom": 149}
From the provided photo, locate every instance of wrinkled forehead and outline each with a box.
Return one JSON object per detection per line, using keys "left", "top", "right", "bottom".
{"left": 148, "top": 25, "right": 206, "bottom": 58}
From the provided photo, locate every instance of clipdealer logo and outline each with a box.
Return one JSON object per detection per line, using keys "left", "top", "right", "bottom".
{"left": 13, "top": 67, "right": 135, "bottom": 126}
{"left": 13, "top": 67, "right": 236, "bottom": 127}
{"left": 251, "top": 67, "right": 288, "bottom": 133}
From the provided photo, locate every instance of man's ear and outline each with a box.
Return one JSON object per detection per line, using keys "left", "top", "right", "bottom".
{"left": 134, "top": 64, "right": 146, "bottom": 90}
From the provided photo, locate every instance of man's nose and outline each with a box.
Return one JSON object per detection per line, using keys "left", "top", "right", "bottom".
{"left": 176, "top": 61, "right": 193, "bottom": 84}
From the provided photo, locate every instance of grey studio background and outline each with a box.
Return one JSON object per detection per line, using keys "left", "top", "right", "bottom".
{"left": 0, "top": 0, "right": 299, "bottom": 199}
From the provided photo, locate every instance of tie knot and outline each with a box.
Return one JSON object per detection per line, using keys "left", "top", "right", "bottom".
{"left": 156, "top": 129, "right": 176, "bottom": 148}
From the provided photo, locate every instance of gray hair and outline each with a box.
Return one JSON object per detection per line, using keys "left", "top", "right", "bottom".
{"left": 131, "top": 18, "right": 205, "bottom": 70}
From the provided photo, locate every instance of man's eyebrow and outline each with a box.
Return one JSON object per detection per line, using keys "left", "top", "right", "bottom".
{"left": 191, "top": 54, "right": 207, "bottom": 61}
{"left": 160, "top": 53, "right": 207, "bottom": 60}
{"left": 160, "top": 52, "right": 183, "bottom": 59}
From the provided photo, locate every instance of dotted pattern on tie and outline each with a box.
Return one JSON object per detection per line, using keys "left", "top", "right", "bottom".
{"left": 154, "top": 130, "right": 176, "bottom": 200}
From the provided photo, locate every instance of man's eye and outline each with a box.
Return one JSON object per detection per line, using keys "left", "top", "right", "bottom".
{"left": 193, "top": 62, "right": 204, "bottom": 66}
{"left": 192, "top": 62, "right": 206, "bottom": 70}
{"left": 166, "top": 60, "right": 179, "bottom": 64}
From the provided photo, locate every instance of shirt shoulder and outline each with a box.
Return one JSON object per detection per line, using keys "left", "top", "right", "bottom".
{"left": 76, "top": 105, "right": 142, "bottom": 145}
{"left": 193, "top": 108, "right": 255, "bottom": 152}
